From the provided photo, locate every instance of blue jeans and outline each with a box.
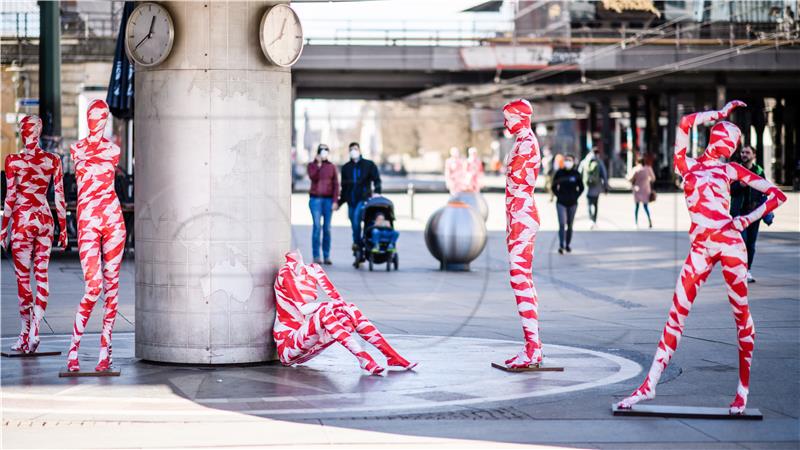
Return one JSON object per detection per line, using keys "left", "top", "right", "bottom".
{"left": 348, "top": 201, "right": 365, "bottom": 245}
{"left": 309, "top": 196, "right": 333, "bottom": 260}
{"left": 371, "top": 228, "right": 399, "bottom": 248}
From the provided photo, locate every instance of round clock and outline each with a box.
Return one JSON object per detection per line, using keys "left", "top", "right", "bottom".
{"left": 125, "top": 2, "right": 175, "bottom": 67}
{"left": 259, "top": 4, "right": 304, "bottom": 67}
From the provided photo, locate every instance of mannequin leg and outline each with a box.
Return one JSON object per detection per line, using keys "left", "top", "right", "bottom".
{"left": 29, "top": 229, "right": 54, "bottom": 352}
{"left": 316, "top": 304, "right": 383, "bottom": 375}
{"left": 10, "top": 235, "right": 34, "bottom": 352}
{"left": 341, "top": 303, "right": 416, "bottom": 369}
{"left": 720, "top": 235, "right": 754, "bottom": 414}
{"left": 66, "top": 230, "right": 103, "bottom": 372}
{"left": 96, "top": 223, "right": 126, "bottom": 371}
{"left": 617, "top": 245, "right": 714, "bottom": 408}
{"left": 506, "top": 226, "right": 543, "bottom": 368}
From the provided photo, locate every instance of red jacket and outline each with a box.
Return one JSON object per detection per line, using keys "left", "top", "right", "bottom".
{"left": 307, "top": 160, "right": 339, "bottom": 200}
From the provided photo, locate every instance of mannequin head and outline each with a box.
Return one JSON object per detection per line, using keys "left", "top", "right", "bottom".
{"left": 502, "top": 99, "right": 532, "bottom": 135}
{"left": 703, "top": 121, "right": 741, "bottom": 161}
{"left": 87, "top": 99, "right": 110, "bottom": 144}
{"left": 449, "top": 147, "right": 461, "bottom": 159}
{"left": 468, "top": 147, "right": 478, "bottom": 159}
{"left": 19, "top": 115, "right": 42, "bottom": 152}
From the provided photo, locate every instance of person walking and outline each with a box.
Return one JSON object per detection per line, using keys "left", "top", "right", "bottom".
{"left": 339, "top": 142, "right": 382, "bottom": 253}
{"left": 730, "top": 145, "right": 771, "bottom": 283}
{"left": 580, "top": 148, "right": 608, "bottom": 228}
{"left": 628, "top": 156, "right": 656, "bottom": 229}
{"left": 307, "top": 144, "right": 339, "bottom": 265}
{"left": 551, "top": 155, "right": 583, "bottom": 254}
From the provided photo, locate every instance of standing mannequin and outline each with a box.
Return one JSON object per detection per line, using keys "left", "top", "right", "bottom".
{"left": 66, "top": 99, "right": 127, "bottom": 372}
{"left": 616, "top": 101, "right": 786, "bottom": 414}
{"left": 502, "top": 99, "right": 544, "bottom": 369}
{"left": 465, "top": 147, "right": 484, "bottom": 192}
{"left": 274, "top": 250, "right": 416, "bottom": 375}
{"left": 1, "top": 115, "right": 67, "bottom": 353}
{"left": 444, "top": 147, "right": 466, "bottom": 194}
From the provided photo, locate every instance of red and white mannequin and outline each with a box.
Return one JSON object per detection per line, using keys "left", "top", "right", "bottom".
{"left": 1, "top": 115, "right": 67, "bottom": 353}
{"left": 274, "top": 250, "right": 416, "bottom": 375}
{"left": 465, "top": 147, "right": 484, "bottom": 193}
{"left": 444, "top": 147, "right": 467, "bottom": 194}
{"left": 502, "top": 99, "right": 544, "bottom": 369}
{"left": 616, "top": 101, "right": 786, "bottom": 414}
{"left": 66, "top": 99, "right": 127, "bottom": 372}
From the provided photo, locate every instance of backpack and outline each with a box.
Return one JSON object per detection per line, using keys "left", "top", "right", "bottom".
{"left": 586, "top": 160, "right": 601, "bottom": 186}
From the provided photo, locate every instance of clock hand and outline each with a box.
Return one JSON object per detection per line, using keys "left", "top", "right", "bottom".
{"left": 148, "top": 15, "right": 156, "bottom": 35}
{"left": 267, "top": 18, "right": 289, "bottom": 46}
{"left": 134, "top": 33, "right": 151, "bottom": 51}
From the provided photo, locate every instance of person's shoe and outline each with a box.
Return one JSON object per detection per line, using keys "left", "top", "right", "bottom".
{"left": 324, "top": 259, "right": 333, "bottom": 265}
{"left": 313, "top": 258, "right": 323, "bottom": 264}
{"left": 558, "top": 248, "right": 564, "bottom": 255}
{"left": 351, "top": 243, "right": 359, "bottom": 252}
{"left": 565, "top": 246, "right": 572, "bottom": 253}
{"left": 747, "top": 271, "right": 756, "bottom": 283}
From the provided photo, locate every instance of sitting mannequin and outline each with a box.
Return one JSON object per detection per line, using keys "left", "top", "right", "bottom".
{"left": 273, "top": 250, "right": 416, "bottom": 375}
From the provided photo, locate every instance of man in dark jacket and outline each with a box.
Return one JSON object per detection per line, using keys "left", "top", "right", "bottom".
{"left": 339, "top": 142, "right": 382, "bottom": 250}
{"left": 552, "top": 155, "right": 584, "bottom": 253}
{"left": 308, "top": 144, "right": 339, "bottom": 264}
{"left": 730, "top": 145, "right": 770, "bottom": 283}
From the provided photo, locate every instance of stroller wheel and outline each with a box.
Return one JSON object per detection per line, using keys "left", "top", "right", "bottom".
{"left": 393, "top": 253, "right": 399, "bottom": 270}
{"left": 368, "top": 255, "right": 374, "bottom": 271}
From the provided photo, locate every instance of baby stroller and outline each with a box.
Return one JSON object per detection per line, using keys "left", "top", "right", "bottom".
{"left": 354, "top": 196, "right": 399, "bottom": 271}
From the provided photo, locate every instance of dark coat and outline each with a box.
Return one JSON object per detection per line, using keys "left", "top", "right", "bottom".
{"left": 339, "top": 158, "right": 381, "bottom": 206}
{"left": 552, "top": 168, "right": 585, "bottom": 207}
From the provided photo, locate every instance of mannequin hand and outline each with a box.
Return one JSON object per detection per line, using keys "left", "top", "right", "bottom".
{"left": 0, "top": 233, "right": 7, "bottom": 251}
{"left": 721, "top": 100, "right": 746, "bottom": 117}
{"left": 58, "top": 231, "right": 68, "bottom": 249}
{"left": 732, "top": 216, "right": 749, "bottom": 232}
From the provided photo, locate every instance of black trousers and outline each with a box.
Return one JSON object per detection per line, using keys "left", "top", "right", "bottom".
{"left": 741, "top": 220, "right": 760, "bottom": 270}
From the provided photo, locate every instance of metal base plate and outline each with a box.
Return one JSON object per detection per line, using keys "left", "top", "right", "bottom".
{"left": 612, "top": 404, "right": 763, "bottom": 420}
{"left": 1, "top": 351, "right": 62, "bottom": 358}
{"left": 491, "top": 362, "right": 565, "bottom": 372}
{"left": 59, "top": 370, "right": 121, "bottom": 378}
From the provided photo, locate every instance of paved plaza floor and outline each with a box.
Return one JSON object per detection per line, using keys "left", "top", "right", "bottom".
{"left": 1, "top": 192, "right": 798, "bottom": 449}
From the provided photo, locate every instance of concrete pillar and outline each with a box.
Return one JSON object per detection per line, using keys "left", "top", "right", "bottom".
{"left": 666, "top": 92, "right": 678, "bottom": 179}
{"left": 134, "top": 1, "right": 292, "bottom": 363}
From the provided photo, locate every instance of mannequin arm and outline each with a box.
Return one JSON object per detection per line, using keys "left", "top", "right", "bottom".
{"left": 1, "top": 156, "right": 17, "bottom": 247}
{"left": 729, "top": 163, "right": 787, "bottom": 230}
{"left": 52, "top": 155, "right": 67, "bottom": 247}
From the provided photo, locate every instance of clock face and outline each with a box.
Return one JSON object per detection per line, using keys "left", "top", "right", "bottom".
{"left": 125, "top": 2, "right": 175, "bottom": 67}
{"left": 259, "top": 5, "right": 304, "bottom": 67}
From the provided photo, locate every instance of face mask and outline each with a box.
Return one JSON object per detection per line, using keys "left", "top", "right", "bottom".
{"left": 319, "top": 150, "right": 329, "bottom": 160}
{"left": 564, "top": 161, "right": 574, "bottom": 170}
{"left": 349, "top": 149, "right": 360, "bottom": 160}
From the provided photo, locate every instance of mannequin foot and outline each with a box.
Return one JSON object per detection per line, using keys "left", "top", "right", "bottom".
{"left": 10, "top": 334, "right": 29, "bottom": 353}
{"left": 504, "top": 349, "right": 542, "bottom": 369}
{"left": 95, "top": 358, "right": 112, "bottom": 372}
{"left": 616, "top": 385, "right": 655, "bottom": 409}
{"left": 66, "top": 359, "right": 81, "bottom": 372}
{"left": 387, "top": 355, "right": 418, "bottom": 370}
{"left": 361, "top": 359, "right": 385, "bottom": 376}
{"left": 729, "top": 394, "right": 747, "bottom": 415}
{"left": 28, "top": 336, "right": 40, "bottom": 353}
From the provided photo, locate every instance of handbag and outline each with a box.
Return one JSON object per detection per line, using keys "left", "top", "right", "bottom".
{"left": 649, "top": 188, "right": 657, "bottom": 203}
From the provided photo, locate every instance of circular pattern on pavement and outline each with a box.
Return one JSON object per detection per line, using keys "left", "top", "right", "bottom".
{"left": 1, "top": 333, "right": 640, "bottom": 420}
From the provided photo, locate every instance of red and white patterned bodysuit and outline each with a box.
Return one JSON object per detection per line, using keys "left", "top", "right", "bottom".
{"left": 66, "top": 99, "right": 127, "bottom": 372}
{"left": 465, "top": 148, "right": 484, "bottom": 193}
{"left": 616, "top": 101, "right": 787, "bottom": 414}
{"left": 273, "top": 250, "right": 416, "bottom": 375}
{"left": 1, "top": 115, "right": 66, "bottom": 353}
{"left": 502, "top": 99, "right": 544, "bottom": 369}
{"left": 444, "top": 148, "right": 468, "bottom": 195}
